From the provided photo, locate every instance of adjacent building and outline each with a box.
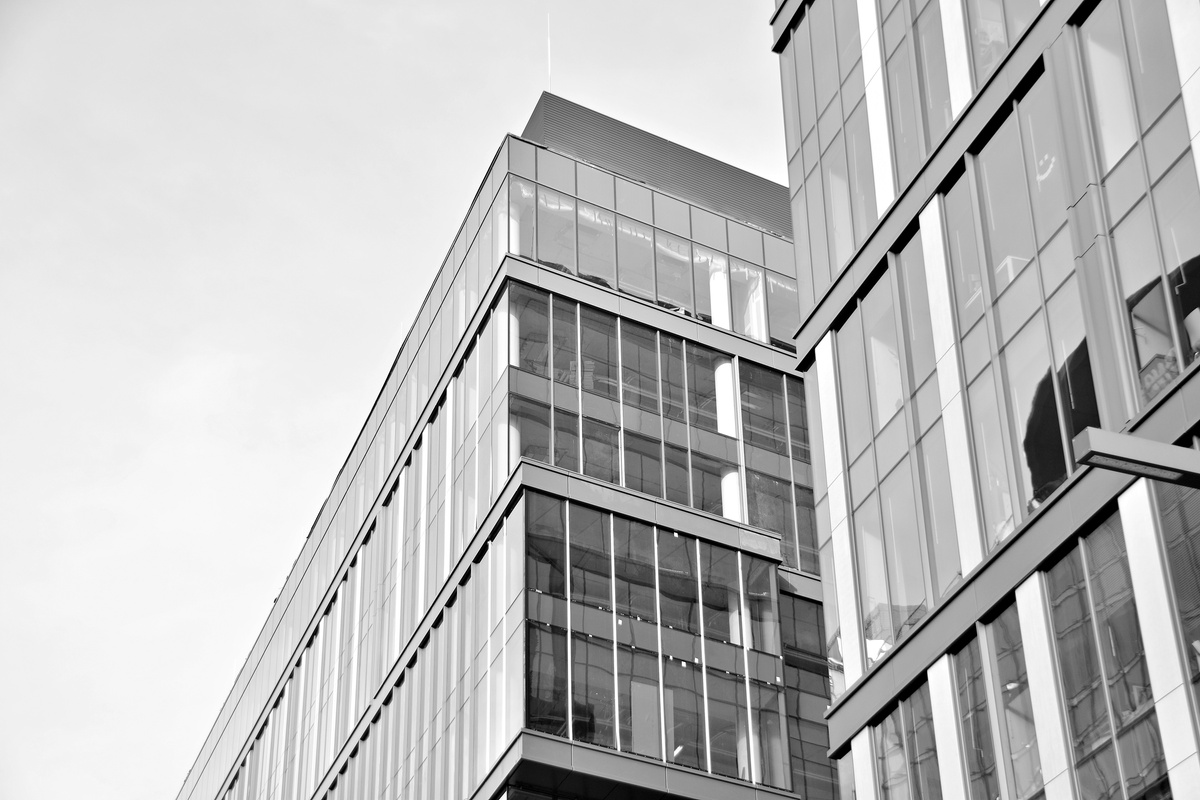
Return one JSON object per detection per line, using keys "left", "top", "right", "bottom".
{"left": 769, "top": 0, "right": 1200, "bottom": 797}
{"left": 175, "top": 94, "right": 838, "bottom": 800}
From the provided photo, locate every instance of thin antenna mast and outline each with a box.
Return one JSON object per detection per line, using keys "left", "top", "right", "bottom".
{"left": 546, "top": 11, "right": 552, "bottom": 92}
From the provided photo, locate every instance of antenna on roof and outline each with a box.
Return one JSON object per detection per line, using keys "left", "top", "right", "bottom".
{"left": 546, "top": 11, "right": 552, "bottom": 92}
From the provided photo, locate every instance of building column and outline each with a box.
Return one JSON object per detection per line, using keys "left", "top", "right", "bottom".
{"left": 919, "top": 199, "right": 984, "bottom": 575}
{"left": 1015, "top": 573, "right": 1076, "bottom": 800}
{"left": 858, "top": 0, "right": 895, "bottom": 212}
{"left": 816, "top": 333, "right": 865, "bottom": 686}
{"left": 1117, "top": 478, "right": 1200, "bottom": 794}
{"left": 927, "top": 654, "right": 968, "bottom": 800}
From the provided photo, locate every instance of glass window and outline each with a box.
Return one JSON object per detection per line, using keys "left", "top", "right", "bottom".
{"left": 748, "top": 471, "right": 796, "bottom": 548}
{"left": 613, "top": 517, "right": 656, "bottom": 622}
{"left": 701, "top": 542, "right": 743, "bottom": 644}
{"left": 665, "top": 444, "right": 690, "bottom": 507}
{"left": 846, "top": 101, "right": 879, "bottom": 244}
{"left": 856, "top": 495, "right": 894, "bottom": 663}
{"left": 624, "top": 432, "right": 663, "bottom": 498}
{"left": 811, "top": 0, "right": 840, "bottom": 112}
{"left": 969, "top": 368, "right": 1015, "bottom": 548}
{"left": 795, "top": 18, "right": 819, "bottom": 139}
{"left": 838, "top": 309, "right": 872, "bottom": 458}
{"left": 1121, "top": 0, "right": 1182, "bottom": 130}
{"left": 552, "top": 296, "right": 578, "bottom": 387}
{"left": 621, "top": 321, "right": 659, "bottom": 413}
{"left": 955, "top": 637, "right": 999, "bottom": 800}
{"left": 915, "top": 1, "right": 952, "bottom": 144}
{"left": 658, "top": 530, "right": 700, "bottom": 634}
{"left": 617, "top": 645, "right": 661, "bottom": 758}
{"left": 1081, "top": 0, "right": 1138, "bottom": 173}
{"left": 888, "top": 38, "right": 923, "bottom": 188}
{"left": 553, "top": 406, "right": 579, "bottom": 472}
{"left": 741, "top": 364, "right": 788, "bottom": 456}
{"left": 572, "top": 633, "right": 616, "bottom": 748}
{"left": 917, "top": 422, "right": 961, "bottom": 598}
{"left": 537, "top": 186, "right": 576, "bottom": 273}
{"left": 901, "top": 683, "right": 940, "bottom": 800}
{"left": 511, "top": 284, "right": 549, "bottom": 376}
{"left": 707, "top": 668, "right": 751, "bottom": 780}
{"left": 691, "top": 452, "right": 733, "bottom": 518}
{"left": 694, "top": 245, "right": 732, "bottom": 329}
{"left": 767, "top": 272, "right": 801, "bottom": 350}
{"left": 687, "top": 343, "right": 724, "bottom": 435}
{"left": 663, "top": 657, "right": 707, "bottom": 769}
{"left": 655, "top": 230, "right": 694, "bottom": 314}
{"left": 580, "top": 307, "right": 619, "bottom": 400}
{"left": 731, "top": 259, "right": 769, "bottom": 342}
{"left": 581, "top": 419, "right": 619, "bottom": 484}
{"left": 527, "top": 622, "right": 568, "bottom": 736}
{"left": 661, "top": 334, "right": 687, "bottom": 422}
{"left": 863, "top": 276, "right": 904, "bottom": 431}
{"left": 578, "top": 201, "right": 617, "bottom": 288}
{"left": 527, "top": 492, "right": 566, "bottom": 597}
{"left": 946, "top": 177, "right": 985, "bottom": 329}
{"left": 753, "top": 680, "right": 791, "bottom": 789}
{"left": 881, "top": 459, "right": 927, "bottom": 638}
{"left": 510, "top": 177, "right": 536, "bottom": 260}
{"left": 1003, "top": 314, "right": 1066, "bottom": 511}
{"left": 1046, "top": 276, "right": 1101, "bottom": 449}
{"left": 617, "top": 215, "right": 656, "bottom": 301}
{"left": 824, "top": 134, "right": 856, "bottom": 270}
{"left": 897, "top": 233, "right": 935, "bottom": 386}
{"left": 570, "top": 504, "right": 611, "bottom": 611}
{"left": 1157, "top": 154, "right": 1200, "bottom": 364}
{"left": 978, "top": 117, "right": 1035, "bottom": 294}
{"left": 511, "top": 396, "right": 550, "bottom": 465}
{"left": 875, "top": 708, "right": 911, "bottom": 800}
{"left": 1018, "top": 78, "right": 1070, "bottom": 246}
{"left": 989, "top": 605, "right": 1042, "bottom": 799}
{"left": 1113, "top": 201, "right": 1176, "bottom": 402}
{"left": 744, "top": 556, "right": 780, "bottom": 654}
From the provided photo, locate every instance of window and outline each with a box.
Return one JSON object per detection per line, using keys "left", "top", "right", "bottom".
{"left": 537, "top": 186, "right": 576, "bottom": 273}
{"left": 552, "top": 296, "right": 577, "bottom": 386}
{"left": 694, "top": 245, "right": 732, "bottom": 329}
{"left": 623, "top": 432, "right": 663, "bottom": 498}
{"left": 655, "top": 230, "right": 694, "bottom": 314}
{"left": 620, "top": 321, "right": 659, "bottom": 413}
{"left": 988, "top": 605, "right": 1042, "bottom": 799}
{"left": 572, "top": 633, "right": 616, "bottom": 747}
{"left": 580, "top": 307, "right": 619, "bottom": 400}
{"left": 510, "top": 284, "right": 549, "bottom": 376}
{"left": 658, "top": 531, "right": 700, "bottom": 634}
{"left": 617, "top": 215, "right": 655, "bottom": 301}
{"left": 731, "top": 259, "right": 768, "bottom": 342}
{"left": 578, "top": 201, "right": 616, "bottom": 288}
{"left": 956, "top": 637, "right": 999, "bottom": 800}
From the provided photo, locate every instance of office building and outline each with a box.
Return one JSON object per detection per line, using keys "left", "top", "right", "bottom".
{"left": 175, "top": 94, "right": 838, "bottom": 800}
{"left": 769, "top": 0, "right": 1200, "bottom": 797}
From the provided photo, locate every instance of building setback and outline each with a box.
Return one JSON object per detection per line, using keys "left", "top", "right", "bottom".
{"left": 770, "top": 0, "right": 1200, "bottom": 797}
{"left": 175, "top": 93, "right": 840, "bottom": 800}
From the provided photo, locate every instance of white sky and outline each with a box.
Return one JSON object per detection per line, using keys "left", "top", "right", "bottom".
{"left": 0, "top": 1, "right": 785, "bottom": 798}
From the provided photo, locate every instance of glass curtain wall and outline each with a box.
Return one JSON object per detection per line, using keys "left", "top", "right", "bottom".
{"left": 523, "top": 491, "right": 791, "bottom": 789}
{"left": 870, "top": 681, "right": 942, "bottom": 800}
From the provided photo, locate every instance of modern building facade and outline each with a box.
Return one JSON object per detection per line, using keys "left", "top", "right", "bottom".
{"left": 175, "top": 94, "right": 839, "bottom": 800}
{"left": 769, "top": 0, "right": 1200, "bottom": 797}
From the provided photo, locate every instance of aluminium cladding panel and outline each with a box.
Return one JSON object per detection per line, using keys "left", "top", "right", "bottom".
{"left": 522, "top": 93, "right": 792, "bottom": 240}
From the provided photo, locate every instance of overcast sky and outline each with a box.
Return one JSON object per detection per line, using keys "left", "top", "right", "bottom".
{"left": 0, "top": 1, "right": 785, "bottom": 798}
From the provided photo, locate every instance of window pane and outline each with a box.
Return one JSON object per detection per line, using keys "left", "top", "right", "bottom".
{"left": 898, "top": 233, "right": 935, "bottom": 386}
{"left": 753, "top": 680, "right": 791, "bottom": 789}
{"left": 511, "top": 284, "right": 549, "bottom": 376}
{"left": 621, "top": 320, "right": 659, "bottom": 413}
{"left": 581, "top": 419, "right": 619, "bottom": 483}
{"left": 978, "top": 117, "right": 1036, "bottom": 294}
{"left": 956, "top": 638, "right": 999, "bottom": 800}
{"left": 767, "top": 272, "right": 801, "bottom": 350}
{"left": 917, "top": 422, "right": 961, "bottom": 598}
{"left": 1003, "top": 314, "right": 1066, "bottom": 511}
{"left": 694, "top": 245, "right": 732, "bottom": 329}
{"left": 510, "top": 177, "right": 536, "bottom": 259}
{"left": 658, "top": 530, "right": 700, "bottom": 634}
{"left": 915, "top": 2, "right": 952, "bottom": 143}
{"left": 881, "top": 458, "right": 927, "bottom": 638}
{"left": 687, "top": 343, "right": 722, "bottom": 434}
{"left": 1046, "top": 276, "right": 1101, "bottom": 448}
{"left": 552, "top": 296, "right": 578, "bottom": 387}
{"left": 624, "top": 432, "right": 663, "bottom": 498}
{"left": 946, "top": 177, "right": 985, "bottom": 329}
{"left": 691, "top": 452, "right": 731, "bottom": 517}
{"left": 553, "top": 406, "right": 579, "bottom": 472}
{"left": 856, "top": 495, "right": 895, "bottom": 664}
{"left": 824, "top": 134, "right": 856, "bottom": 270}
{"left": 744, "top": 555, "right": 781, "bottom": 654}
{"left": 888, "top": 40, "right": 923, "bottom": 187}
{"left": 572, "top": 633, "right": 616, "bottom": 747}
{"left": 846, "top": 101, "right": 879, "bottom": 245}
{"left": 578, "top": 201, "right": 617, "bottom": 288}
{"left": 902, "top": 683, "right": 941, "bottom": 800}
{"left": 863, "top": 275, "right": 904, "bottom": 431}
{"left": 580, "top": 307, "right": 619, "bottom": 400}
{"left": 655, "top": 230, "right": 694, "bottom": 314}
{"left": 875, "top": 709, "right": 911, "bottom": 800}
{"left": 701, "top": 542, "right": 743, "bottom": 644}
{"left": 1157, "top": 153, "right": 1200, "bottom": 365}
{"left": 1155, "top": 482, "right": 1200, "bottom": 697}
{"left": 665, "top": 443, "right": 690, "bottom": 506}
{"left": 570, "top": 504, "right": 612, "bottom": 611}
{"left": 1047, "top": 547, "right": 1111, "bottom": 757}
{"left": 663, "top": 657, "right": 707, "bottom": 769}
{"left": 1018, "top": 78, "right": 1070, "bottom": 246}
{"left": 618, "top": 645, "right": 662, "bottom": 758}
{"left": 838, "top": 310, "right": 872, "bottom": 458}
{"left": 969, "top": 368, "right": 1015, "bottom": 548}
{"left": 707, "top": 669, "right": 751, "bottom": 780}
{"left": 1120, "top": 0, "right": 1181, "bottom": 131}
{"left": 537, "top": 186, "right": 576, "bottom": 273}
{"left": 527, "top": 622, "right": 568, "bottom": 735}
{"left": 990, "top": 605, "right": 1042, "bottom": 799}
{"left": 747, "top": 471, "right": 796, "bottom": 546}
{"left": 613, "top": 517, "right": 657, "bottom": 622}
{"left": 617, "top": 215, "right": 656, "bottom": 301}
{"left": 527, "top": 492, "right": 566, "bottom": 597}
{"left": 731, "top": 259, "right": 769, "bottom": 342}
{"left": 1081, "top": 0, "right": 1138, "bottom": 172}
{"left": 510, "top": 396, "right": 550, "bottom": 465}
{"left": 811, "top": 0, "right": 840, "bottom": 112}
{"left": 741, "top": 364, "right": 789, "bottom": 455}
{"left": 965, "top": 0, "right": 1008, "bottom": 81}
{"left": 1113, "top": 201, "right": 1177, "bottom": 401}
{"left": 661, "top": 334, "right": 687, "bottom": 423}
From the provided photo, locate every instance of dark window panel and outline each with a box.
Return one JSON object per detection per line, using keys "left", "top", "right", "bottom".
{"left": 657, "top": 530, "right": 700, "bottom": 634}
{"left": 570, "top": 504, "right": 612, "bottom": 611}
{"left": 527, "top": 622, "right": 568, "bottom": 736}
{"left": 511, "top": 284, "right": 549, "bottom": 377}
{"left": 707, "top": 668, "right": 751, "bottom": 780}
{"left": 663, "top": 657, "right": 707, "bottom": 769}
{"left": 510, "top": 396, "right": 550, "bottom": 466}
{"left": 553, "top": 407, "right": 580, "bottom": 472}
{"left": 700, "top": 542, "right": 743, "bottom": 644}
{"left": 624, "top": 432, "right": 663, "bottom": 499}
{"left": 580, "top": 307, "right": 619, "bottom": 401}
{"left": 956, "top": 638, "right": 999, "bottom": 800}
{"left": 621, "top": 320, "right": 659, "bottom": 413}
{"left": 613, "top": 516, "right": 657, "bottom": 622}
{"left": 617, "top": 645, "right": 662, "bottom": 759}
{"left": 581, "top": 419, "right": 620, "bottom": 484}
{"left": 552, "top": 297, "right": 578, "bottom": 387}
{"left": 572, "top": 633, "right": 617, "bottom": 748}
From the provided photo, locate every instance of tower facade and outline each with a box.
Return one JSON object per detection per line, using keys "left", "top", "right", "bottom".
{"left": 770, "top": 0, "right": 1200, "bottom": 797}
{"left": 175, "top": 94, "right": 837, "bottom": 800}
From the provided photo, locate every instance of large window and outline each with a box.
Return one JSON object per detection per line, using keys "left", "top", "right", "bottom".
{"left": 871, "top": 681, "right": 942, "bottom": 800}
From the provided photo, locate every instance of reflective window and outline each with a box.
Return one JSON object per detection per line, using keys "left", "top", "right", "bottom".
{"left": 946, "top": 176, "right": 985, "bottom": 329}
{"left": 580, "top": 307, "right": 618, "bottom": 401}
{"left": 664, "top": 657, "right": 707, "bottom": 769}
{"left": 528, "top": 622, "right": 569, "bottom": 736}
{"left": 955, "top": 637, "right": 999, "bottom": 800}
{"left": 511, "top": 284, "right": 548, "bottom": 376}
{"left": 617, "top": 645, "right": 662, "bottom": 758}
{"left": 616, "top": 215, "right": 655, "bottom": 301}
{"left": 701, "top": 542, "right": 743, "bottom": 644}
{"left": 1003, "top": 313, "right": 1066, "bottom": 511}
{"left": 863, "top": 276, "right": 904, "bottom": 431}
{"left": 969, "top": 367, "right": 1015, "bottom": 547}
{"left": 824, "top": 135, "right": 856, "bottom": 270}
{"left": 989, "top": 605, "right": 1042, "bottom": 799}
{"left": 687, "top": 343, "right": 725, "bottom": 435}
{"left": 881, "top": 459, "right": 927, "bottom": 638}
{"left": 621, "top": 321, "right": 659, "bottom": 413}
{"left": 731, "top": 259, "right": 769, "bottom": 342}
{"left": 573, "top": 632, "right": 617, "bottom": 748}
{"left": 744, "top": 556, "right": 781, "bottom": 654}
{"left": 781, "top": 594, "right": 838, "bottom": 799}
{"left": 658, "top": 530, "right": 700, "bottom": 634}
{"left": 613, "top": 517, "right": 656, "bottom": 622}
{"left": 570, "top": 504, "right": 611, "bottom": 611}
{"left": 978, "top": 117, "right": 1035, "bottom": 295}
{"left": 875, "top": 707, "right": 912, "bottom": 800}
{"left": 695, "top": 245, "right": 732, "bottom": 329}
{"left": 511, "top": 396, "right": 550, "bottom": 465}
{"left": 917, "top": 422, "right": 960, "bottom": 598}
{"left": 708, "top": 668, "right": 751, "bottom": 779}
{"left": 655, "top": 230, "right": 694, "bottom": 315}
{"left": 552, "top": 296, "right": 578, "bottom": 387}
{"left": 964, "top": 0, "right": 1040, "bottom": 82}
{"left": 1081, "top": 0, "right": 1138, "bottom": 173}
{"left": 623, "top": 432, "right": 663, "bottom": 498}
{"left": 578, "top": 201, "right": 616, "bottom": 288}
{"left": 581, "top": 419, "right": 619, "bottom": 483}
{"left": 537, "top": 186, "right": 576, "bottom": 274}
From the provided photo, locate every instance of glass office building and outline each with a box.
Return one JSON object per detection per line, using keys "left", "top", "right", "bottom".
{"left": 174, "top": 95, "right": 839, "bottom": 800}
{"left": 769, "top": 0, "right": 1200, "bottom": 797}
